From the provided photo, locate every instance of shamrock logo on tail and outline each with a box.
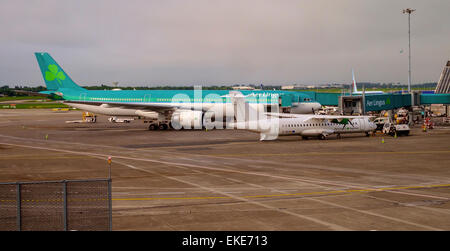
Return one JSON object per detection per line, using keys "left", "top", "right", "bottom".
{"left": 331, "top": 118, "right": 353, "bottom": 129}
{"left": 45, "top": 64, "right": 65, "bottom": 85}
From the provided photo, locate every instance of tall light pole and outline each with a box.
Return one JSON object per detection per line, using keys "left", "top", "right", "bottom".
{"left": 403, "top": 8, "right": 415, "bottom": 93}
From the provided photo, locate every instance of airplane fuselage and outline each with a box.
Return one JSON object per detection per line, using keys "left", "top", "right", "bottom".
{"left": 234, "top": 116, "right": 377, "bottom": 140}
{"left": 352, "top": 91, "right": 384, "bottom": 95}
{"left": 59, "top": 89, "right": 321, "bottom": 117}
{"left": 276, "top": 117, "right": 375, "bottom": 136}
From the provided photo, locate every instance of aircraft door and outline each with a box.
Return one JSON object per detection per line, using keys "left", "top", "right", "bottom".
{"left": 79, "top": 93, "right": 87, "bottom": 101}
{"left": 361, "top": 118, "right": 367, "bottom": 130}
{"left": 144, "top": 94, "right": 151, "bottom": 103}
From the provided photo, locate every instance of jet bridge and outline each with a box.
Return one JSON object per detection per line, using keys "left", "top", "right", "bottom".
{"left": 338, "top": 92, "right": 450, "bottom": 115}
{"left": 339, "top": 93, "right": 412, "bottom": 114}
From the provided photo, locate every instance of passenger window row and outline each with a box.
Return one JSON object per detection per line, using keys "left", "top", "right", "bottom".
{"left": 284, "top": 123, "right": 341, "bottom": 128}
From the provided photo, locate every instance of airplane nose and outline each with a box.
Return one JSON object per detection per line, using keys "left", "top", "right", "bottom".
{"left": 313, "top": 102, "right": 321, "bottom": 110}
{"left": 311, "top": 102, "right": 321, "bottom": 112}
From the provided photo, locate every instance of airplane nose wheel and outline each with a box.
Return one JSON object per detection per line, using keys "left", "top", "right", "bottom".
{"left": 319, "top": 134, "right": 327, "bottom": 140}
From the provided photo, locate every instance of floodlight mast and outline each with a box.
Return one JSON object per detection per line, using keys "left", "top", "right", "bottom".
{"left": 403, "top": 8, "right": 415, "bottom": 94}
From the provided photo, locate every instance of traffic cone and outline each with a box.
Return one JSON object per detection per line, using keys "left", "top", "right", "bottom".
{"left": 45, "top": 134, "right": 48, "bottom": 140}
{"left": 394, "top": 132, "right": 397, "bottom": 138}
{"left": 381, "top": 137, "right": 385, "bottom": 143}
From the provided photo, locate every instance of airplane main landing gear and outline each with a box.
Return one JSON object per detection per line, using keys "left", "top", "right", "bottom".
{"left": 148, "top": 123, "right": 169, "bottom": 130}
{"left": 318, "top": 134, "right": 328, "bottom": 140}
{"left": 158, "top": 124, "right": 168, "bottom": 130}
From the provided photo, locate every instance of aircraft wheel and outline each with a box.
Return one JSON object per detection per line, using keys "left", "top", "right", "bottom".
{"left": 390, "top": 128, "right": 396, "bottom": 136}
{"left": 149, "top": 124, "right": 157, "bottom": 130}
{"left": 319, "top": 134, "right": 327, "bottom": 140}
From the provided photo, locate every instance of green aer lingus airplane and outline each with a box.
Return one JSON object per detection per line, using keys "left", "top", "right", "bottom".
{"left": 35, "top": 52, "right": 321, "bottom": 130}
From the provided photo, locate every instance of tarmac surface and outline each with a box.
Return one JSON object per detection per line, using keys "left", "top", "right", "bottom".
{"left": 1, "top": 109, "right": 450, "bottom": 230}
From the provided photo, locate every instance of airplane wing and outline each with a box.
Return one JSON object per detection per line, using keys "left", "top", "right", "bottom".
{"left": 10, "top": 90, "right": 54, "bottom": 97}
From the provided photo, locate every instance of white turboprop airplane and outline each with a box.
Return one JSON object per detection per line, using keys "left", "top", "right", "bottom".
{"left": 229, "top": 91, "right": 377, "bottom": 141}
{"left": 351, "top": 69, "right": 384, "bottom": 94}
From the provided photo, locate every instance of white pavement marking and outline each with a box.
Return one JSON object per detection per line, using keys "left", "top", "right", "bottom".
{"left": 2, "top": 138, "right": 449, "bottom": 230}
{"left": 365, "top": 194, "right": 450, "bottom": 216}
{"left": 307, "top": 197, "right": 443, "bottom": 231}
{"left": 2, "top": 139, "right": 449, "bottom": 201}
{"left": 109, "top": 159, "right": 350, "bottom": 230}
{"left": 0, "top": 141, "right": 350, "bottom": 230}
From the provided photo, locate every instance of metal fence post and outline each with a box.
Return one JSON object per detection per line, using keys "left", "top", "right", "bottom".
{"left": 108, "top": 179, "right": 112, "bottom": 231}
{"left": 63, "top": 180, "right": 67, "bottom": 231}
{"left": 16, "top": 183, "right": 21, "bottom": 231}
{"left": 1, "top": 179, "right": 111, "bottom": 231}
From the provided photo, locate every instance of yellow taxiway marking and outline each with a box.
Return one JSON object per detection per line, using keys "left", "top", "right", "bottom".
{"left": 208, "top": 150, "right": 450, "bottom": 157}
{"left": 2, "top": 183, "right": 448, "bottom": 204}
{"left": 0, "top": 156, "right": 92, "bottom": 160}
{"left": 0, "top": 154, "right": 95, "bottom": 160}
{"left": 0, "top": 198, "right": 108, "bottom": 203}
{"left": 112, "top": 183, "right": 450, "bottom": 201}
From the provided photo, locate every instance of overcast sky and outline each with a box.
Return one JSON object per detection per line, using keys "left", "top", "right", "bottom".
{"left": 0, "top": 0, "right": 449, "bottom": 87}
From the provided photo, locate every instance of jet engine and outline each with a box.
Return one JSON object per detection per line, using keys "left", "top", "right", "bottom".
{"left": 170, "top": 110, "right": 203, "bottom": 129}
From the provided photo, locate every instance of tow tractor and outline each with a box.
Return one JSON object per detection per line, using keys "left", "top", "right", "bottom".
{"left": 373, "top": 117, "right": 389, "bottom": 132}
{"left": 108, "top": 116, "right": 133, "bottom": 123}
{"left": 382, "top": 117, "right": 410, "bottom": 136}
{"left": 82, "top": 112, "right": 97, "bottom": 123}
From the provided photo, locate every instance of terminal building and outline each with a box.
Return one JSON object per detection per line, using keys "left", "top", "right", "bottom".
{"left": 276, "top": 91, "right": 449, "bottom": 115}
{"left": 275, "top": 60, "right": 450, "bottom": 116}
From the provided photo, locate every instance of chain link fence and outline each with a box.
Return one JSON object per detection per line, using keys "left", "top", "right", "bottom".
{"left": 0, "top": 179, "right": 112, "bottom": 231}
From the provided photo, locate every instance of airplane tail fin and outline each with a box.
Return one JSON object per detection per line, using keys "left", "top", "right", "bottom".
{"left": 229, "top": 91, "right": 277, "bottom": 138}
{"left": 229, "top": 91, "right": 270, "bottom": 130}
{"left": 229, "top": 91, "right": 267, "bottom": 122}
{"left": 352, "top": 69, "right": 358, "bottom": 93}
{"left": 229, "top": 91, "right": 249, "bottom": 122}
{"left": 35, "top": 52, "right": 85, "bottom": 91}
